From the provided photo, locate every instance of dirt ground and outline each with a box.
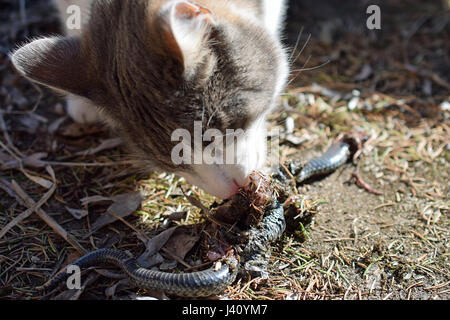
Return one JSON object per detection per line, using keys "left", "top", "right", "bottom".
{"left": 0, "top": 0, "right": 448, "bottom": 300}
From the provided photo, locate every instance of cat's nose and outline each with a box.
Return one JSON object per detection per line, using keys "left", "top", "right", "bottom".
{"left": 223, "top": 172, "right": 252, "bottom": 199}
{"left": 228, "top": 166, "right": 252, "bottom": 187}
{"left": 227, "top": 180, "right": 241, "bottom": 198}
{"left": 181, "top": 167, "right": 252, "bottom": 200}
{"left": 217, "top": 178, "right": 244, "bottom": 200}
{"left": 205, "top": 178, "right": 243, "bottom": 200}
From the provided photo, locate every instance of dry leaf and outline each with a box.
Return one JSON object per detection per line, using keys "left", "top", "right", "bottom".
{"left": 80, "top": 195, "right": 112, "bottom": 206}
{"left": 23, "top": 152, "right": 48, "bottom": 168}
{"left": 163, "top": 229, "right": 199, "bottom": 260}
{"left": 51, "top": 273, "right": 99, "bottom": 300}
{"left": 23, "top": 171, "right": 53, "bottom": 189}
{"left": 0, "top": 152, "right": 48, "bottom": 169}
{"left": 84, "top": 191, "right": 143, "bottom": 238}
{"left": 48, "top": 116, "right": 68, "bottom": 134}
{"left": 137, "top": 226, "right": 178, "bottom": 267}
{"left": 105, "top": 279, "right": 132, "bottom": 298}
{"left": 354, "top": 64, "right": 373, "bottom": 81}
{"left": 0, "top": 151, "right": 16, "bottom": 169}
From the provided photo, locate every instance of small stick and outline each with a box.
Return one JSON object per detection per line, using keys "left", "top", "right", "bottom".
{"left": 0, "top": 178, "right": 27, "bottom": 207}
{"left": 160, "top": 247, "right": 191, "bottom": 269}
{"left": 45, "top": 160, "right": 135, "bottom": 167}
{"left": 181, "top": 188, "right": 231, "bottom": 229}
{"left": 12, "top": 180, "right": 87, "bottom": 255}
{"left": 424, "top": 281, "right": 450, "bottom": 291}
{"left": 0, "top": 112, "right": 25, "bottom": 158}
{"left": 280, "top": 162, "right": 297, "bottom": 186}
{"left": 0, "top": 178, "right": 56, "bottom": 239}
{"left": 184, "top": 260, "right": 214, "bottom": 272}
{"left": 106, "top": 210, "right": 149, "bottom": 242}
{"left": 372, "top": 202, "right": 395, "bottom": 211}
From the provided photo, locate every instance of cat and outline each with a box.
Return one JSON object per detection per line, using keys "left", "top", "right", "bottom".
{"left": 11, "top": 0, "right": 289, "bottom": 199}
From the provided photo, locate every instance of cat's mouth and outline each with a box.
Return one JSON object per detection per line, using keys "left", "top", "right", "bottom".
{"left": 230, "top": 179, "right": 241, "bottom": 196}
{"left": 179, "top": 167, "right": 249, "bottom": 200}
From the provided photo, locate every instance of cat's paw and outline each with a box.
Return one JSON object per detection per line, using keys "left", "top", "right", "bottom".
{"left": 66, "top": 97, "right": 102, "bottom": 124}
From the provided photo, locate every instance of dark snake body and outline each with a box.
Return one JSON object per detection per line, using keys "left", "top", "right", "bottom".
{"left": 42, "top": 139, "right": 352, "bottom": 297}
{"left": 43, "top": 248, "right": 238, "bottom": 297}
{"left": 296, "top": 141, "right": 351, "bottom": 183}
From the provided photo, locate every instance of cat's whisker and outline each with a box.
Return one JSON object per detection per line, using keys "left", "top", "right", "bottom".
{"left": 287, "top": 54, "right": 312, "bottom": 86}
{"left": 287, "top": 57, "right": 331, "bottom": 87}
{"left": 13, "top": 0, "right": 290, "bottom": 200}
{"left": 289, "top": 33, "right": 312, "bottom": 68}
{"left": 288, "top": 26, "right": 304, "bottom": 62}
{"left": 290, "top": 59, "right": 331, "bottom": 73}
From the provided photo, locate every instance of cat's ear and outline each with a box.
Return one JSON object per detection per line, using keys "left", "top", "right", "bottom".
{"left": 160, "top": 1, "right": 215, "bottom": 79}
{"left": 11, "top": 37, "right": 93, "bottom": 98}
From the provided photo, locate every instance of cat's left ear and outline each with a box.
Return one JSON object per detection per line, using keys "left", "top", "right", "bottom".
{"left": 159, "top": 1, "right": 216, "bottom": 79}
{"left": 11, "top": 37, "right": 94, "bottom": 98}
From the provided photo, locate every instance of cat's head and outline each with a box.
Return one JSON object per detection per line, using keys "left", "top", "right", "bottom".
{"left": 11, "top": 0, "right": 288, "bottom": 199}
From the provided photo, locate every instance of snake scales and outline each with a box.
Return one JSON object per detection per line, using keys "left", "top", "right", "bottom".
{"left": 41, "top": 136, "right": 357, "bottom": 297}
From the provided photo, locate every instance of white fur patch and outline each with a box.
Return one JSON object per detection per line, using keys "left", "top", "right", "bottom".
{"left": 262, "top": 0, "right": 286, "bottom": 36}
{"left": 66, "top": 95, "right": 101, "bottom": 124}
{"left": 228, "top": 3, "right": 262, "bottom": 28}
{"left": 177, "top": 117, "right": 268, "bottom": 199}
{"left": 163, "top": 1, "right": 214, "bottom": 79}
{"left": 274, "top": 48, "right": 289, "bottom": 100}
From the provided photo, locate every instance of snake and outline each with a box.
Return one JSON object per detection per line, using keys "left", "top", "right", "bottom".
{"left": 276, "top": 135, "right": 357, "bottom": 185}
{"left": 41, "top": 248, "right": 239, "bottom": 297}
{"left": 41, "top": 136, "right": 356, "bottom": 297}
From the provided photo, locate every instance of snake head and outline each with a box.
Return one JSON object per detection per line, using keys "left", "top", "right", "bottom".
{"left": 338, "top": 131, "right": 369, "bottom": 163}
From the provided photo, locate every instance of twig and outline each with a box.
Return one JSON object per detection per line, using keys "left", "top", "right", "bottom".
{"left": 0, "top": 178, "right": 27, "bottom": 207}
{"left": 160, "top": 247, "right": 191, "bottom": 269}
{"left": 45, "top": 160, "right": 135, "bottom": 167}
{"left": 424, "top": 281, "right": 450, "bottom": 291}
{"left": 184, "top": 260, "right": 214, "bottom": 272}
{"left": 406, "top": 281, "right": 424, "bottom": 291}
{"left": 0, "top": 175, "right": 56, "bottom": 239}
{"left": 372, "top": 202, "right": 395, "bottom": 211}
{"left": 399, "top": 62, "right": 450, "bottom": 91}
{"left": 107, "top": 209, "right": 149, "bottom": 241}
{"left": 11, "top": 178, "right": 87, "bottom": 255}
{"left": 106, "top": 210, "right": 192, "bottom": 269}
{"left": 280, "top": 162, "right": 297, "bottom": 187}
{"left": 323, "top": 238, "right": 354, "bottom": 242}
{"left": 6, "top": 82, "right": 43, "bottom": 115}
{"left": 0, "top": 112, "right": 25, "bottom": 158}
